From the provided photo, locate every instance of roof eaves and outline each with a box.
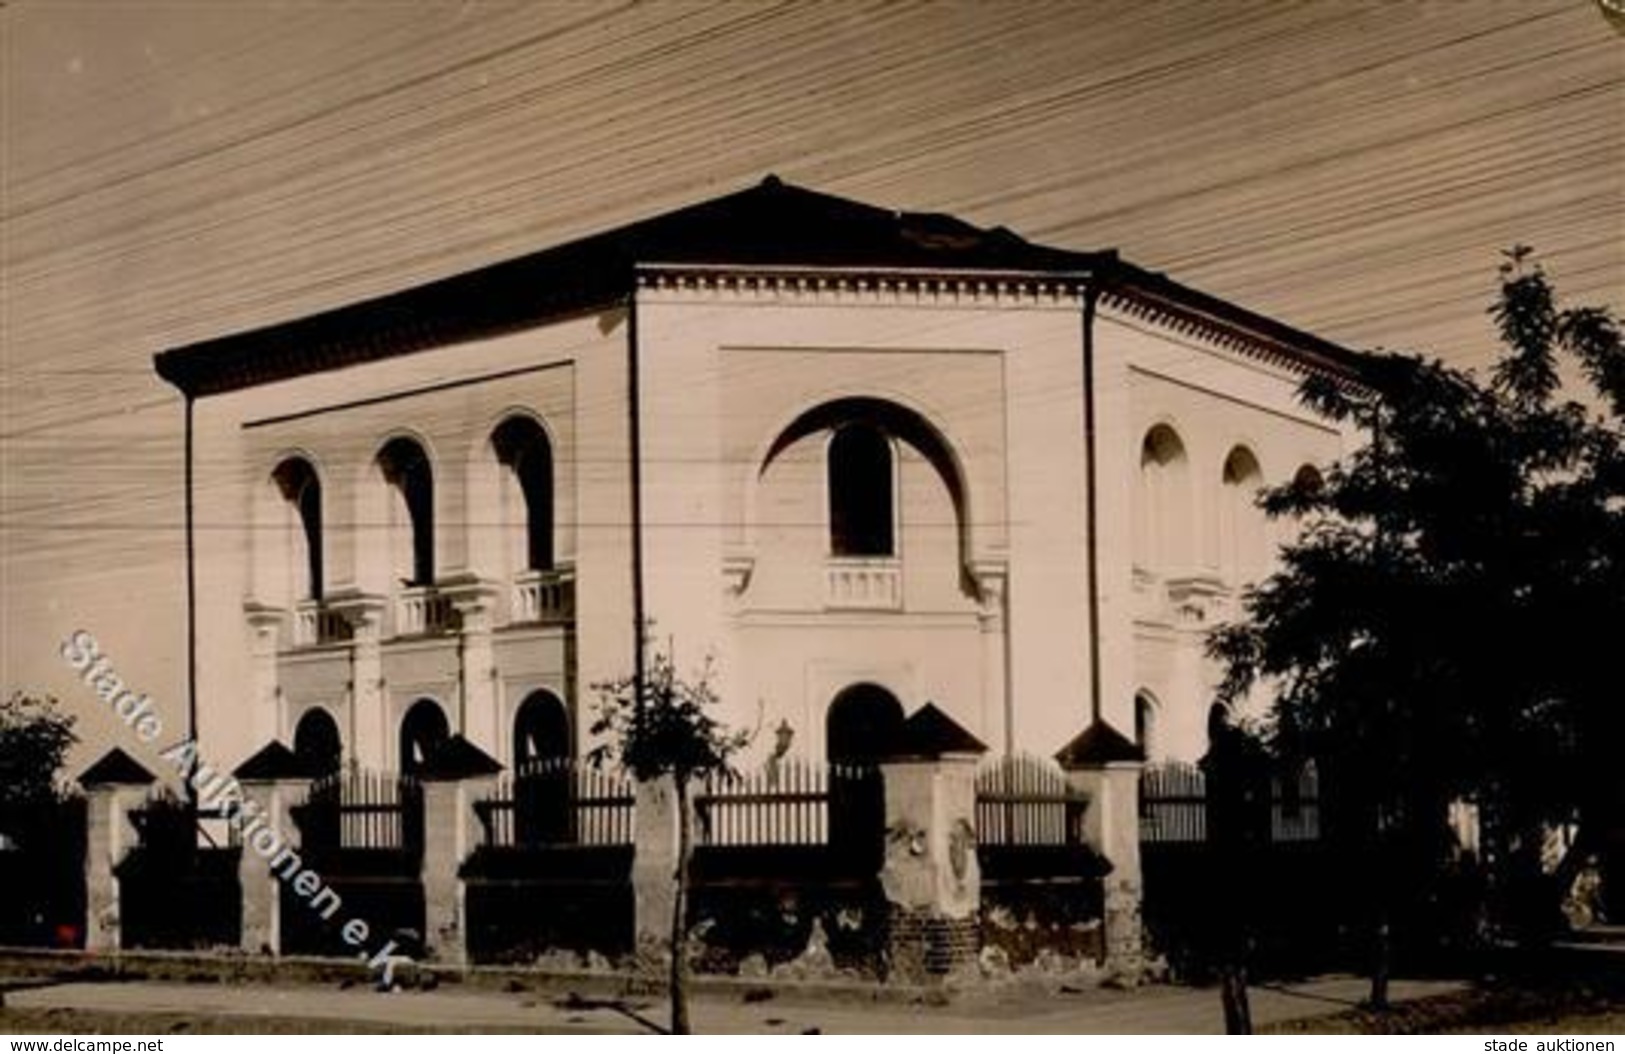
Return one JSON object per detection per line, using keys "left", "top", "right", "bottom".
{"left": 1102, "top": 260, "right": 1369, "bottom": 385}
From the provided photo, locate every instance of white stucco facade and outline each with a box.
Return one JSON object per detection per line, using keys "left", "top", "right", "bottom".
{"left": 166, "top": 184, "right": 1360, "bottom": 778}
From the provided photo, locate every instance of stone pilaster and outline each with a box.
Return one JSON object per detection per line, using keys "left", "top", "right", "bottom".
{"left": 244, "top": 602, "right": 286, "bottom": 750}
{"left": 973, "top": 561, "right": 1010, "bottom": 755}
{"left": 330, "top": 591, "right": 387, "bottom": 771}
{"left": 442, "top": 574, "right": 502, "bottom": 752}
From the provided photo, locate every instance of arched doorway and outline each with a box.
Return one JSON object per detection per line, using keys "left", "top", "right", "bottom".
{"left": 513, "top": 691, "right": 571, "bottom": 845}
{"left": 827, "top": 683, "right": 905, "bottom": 763}
{"left": 399, "top": 698, "right": 450, "bottom": 776}
{"left": 826, "top": 683, "right": 903, "bottom": 869}
{"left": 292, "top": 708, "right": 342, "bottom": 777}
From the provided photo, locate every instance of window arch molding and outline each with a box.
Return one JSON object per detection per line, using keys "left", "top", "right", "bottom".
{"left": 1219, "top": 441, "right": 1267, "bottom": 583}
{"left": 752, "top": 394, "right": 975, "bottom": 572}
{"left": 1134, "top": 419, "right": 1194, "bottom": 573}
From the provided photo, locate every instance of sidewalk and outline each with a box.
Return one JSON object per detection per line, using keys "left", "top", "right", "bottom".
{"left": 6, "top": 975, "right": 1464, "bottom": 1034}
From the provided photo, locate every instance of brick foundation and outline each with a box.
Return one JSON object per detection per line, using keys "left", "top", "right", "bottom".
{"left": 887, "top": 906, "right": 978, "bottom": 982}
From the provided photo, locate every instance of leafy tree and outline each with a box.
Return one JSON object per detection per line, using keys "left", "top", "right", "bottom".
{"left": 588, "top": 648, "right": 749, "bottom": 1035}
{"left": 0, "top": 692, "right": 78, "bottom": 813}
{"left": 1210, "top": 250, "right": 1624, "bottom": 962}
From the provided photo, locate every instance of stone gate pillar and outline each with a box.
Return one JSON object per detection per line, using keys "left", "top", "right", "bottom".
{"left": 78, "top": 748, "right": 157, "bottom": 953}
{"left": 1057, "top": 721, "right": 1146, "bottom": 982}
{"left": 232, "top": 741, "right": 314, "bottom": 955}
{"left": 418, "top": 734, "right": 503, "bottom": 965}
{"left": 877, "top": 703, "right": 988, "bottom": 983}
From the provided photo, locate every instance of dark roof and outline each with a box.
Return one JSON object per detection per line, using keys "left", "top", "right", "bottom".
{"left": 79, "top": 747, "right": 158, "bottom": 787}
{"left": 153, "top": 177, "right": 1363, "bottom": 397}
{"left": 418, "top": 734, "right": 503, "bottom": 781}
{"left": 1054, "top": 721, "right": 1145, "bottom": 769}
{"left": 233, "top": 740, "right": 315, "bottom": 781}
{"left": 894, "top": 702, "right": 988, "bottom": 759}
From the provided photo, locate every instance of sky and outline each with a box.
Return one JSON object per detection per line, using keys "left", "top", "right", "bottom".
{"left": 2, "top": 0, "right": 1621, "bottom": 772}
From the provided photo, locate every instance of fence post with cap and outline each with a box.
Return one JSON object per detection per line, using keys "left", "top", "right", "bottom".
{"left": 77, "top": 747, "right": 157, "bottom": 953}
{"left": 1057, "top": 720, "right": 1146, "bottom": 983}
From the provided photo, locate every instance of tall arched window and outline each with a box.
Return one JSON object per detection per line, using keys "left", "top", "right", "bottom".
{"left": 491, "top": 417, "right": 553, "bottom": 573}
{"left": 377, "top": 437, "right": 434, "bottom": 587}
{"left": 271, "top": 457, "right": 323, "bottom": 601}
{"left": 1136, "top": 424, "right": 1191, "bottom": 572}
{"left": 1134, "top": 691, "right": 1159, "bottom": 760}
{"left": 828, "top": 423, "right": 894, "bottom": 557}
{"left": 1221, "top": 445, "right": 1266, "bottom": 583}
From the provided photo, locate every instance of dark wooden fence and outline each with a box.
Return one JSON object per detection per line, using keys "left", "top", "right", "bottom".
{"left": 1139, "top": 758, "right": 1345, "bottom": 978}
{"left": 696, "top": 758, "right": 839, "bottom": 846}
{"left": 681, "top": 759, "right": 888, "bottom": 973}
{"left": 1140, "top": 762, "right": 1208, "bottom": 843}
{"left": 284, "top": 769, "right": 423, "bottom": 957}
{"left": 1139, "top": 761, "right": 1322, "bottom": 845}
{"left": 974, "top": 753, "right": 1106, "bottom": 968}
{"left": 464, "top": 759, "right": 635, "bottom": 962}
{"left": 1269, "top": 763, "right": 1321, "bottom": 842}
{"left": 475, "top": 758, "right": 633, "bottom": 849}
{"left": 976, "top": 753, "right": 1088, "bottom": 848}
{"left": 298, "top": 769, "right": 424, "bottom": 854}
{"left": 117, "top": 788, "right": 241, "bottom": 950}
{"left": 0, "top": 796, "right": 85, "bottom": 948}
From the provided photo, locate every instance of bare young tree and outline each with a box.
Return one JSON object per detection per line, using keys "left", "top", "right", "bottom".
{"left": 588, "top": 648, "right": 749, "bottom": 1035}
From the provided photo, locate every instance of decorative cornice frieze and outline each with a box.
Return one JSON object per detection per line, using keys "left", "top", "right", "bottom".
{"left": 639, "top": 263, "right": 1364, "bottom": 385}
{"left": 635, "top": 264, "right": 1084, "bottom": 310}
{"left": 1098, "top": 286, "right": 1362, "bottom": 385}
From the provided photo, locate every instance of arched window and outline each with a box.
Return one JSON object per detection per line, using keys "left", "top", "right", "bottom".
{"left": 293, "top": 708, "right": 342, "bottom": 777}
{"left": 1134, "top": 692, "right": 1159, "bottom": 760}
{"left": 398, "top": 698, "right": 449, "bottom": 776}
{"left": 377, "top": 437, "right": 434, "bottom": 587}
{"left": 828, "top": 423, "right": 894, "bottom": 557}
{"left": 1221, "top": 445, "right": 1266, "bottom": 583}
{"left": 512, "top": 690, "right": 571, "bottom": 846}
{"left": 513, "top": 690, "right": 570, "bottom": 768}
{"left": 491, "top": 417, "right": 553, "bottom": 573}
{"left": 271, "top": 457, "right": 323, "bottom": 601}
{"left": 1136, "top": 424, "right": 1191, "bottom": 571}
{"left": 1292, "top": 464, "right": 1325, "bottom": 499}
